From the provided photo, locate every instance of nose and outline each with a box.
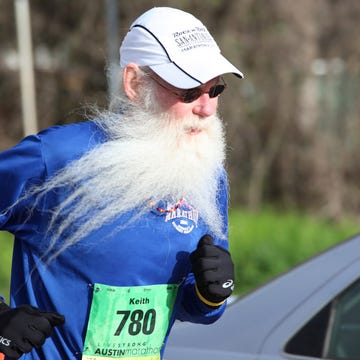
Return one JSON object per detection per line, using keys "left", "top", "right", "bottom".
{"left": 192, "top": 94, "right": 218, "bottom": 118}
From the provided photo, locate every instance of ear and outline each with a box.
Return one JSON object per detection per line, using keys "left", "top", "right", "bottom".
{"left": 122, "top": 63, "right": 143, "bottom": 101}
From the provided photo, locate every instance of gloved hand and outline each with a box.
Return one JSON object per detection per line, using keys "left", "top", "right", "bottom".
{"left": 190, "top": 234, "right": 235, "bottom": 307}
{"left": 0, "top": 302, "right": 65, "bottom": 359}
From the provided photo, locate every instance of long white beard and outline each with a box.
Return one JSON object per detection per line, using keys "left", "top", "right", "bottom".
{"left": 33, "top": 96, "right": 227, "bottom": 260}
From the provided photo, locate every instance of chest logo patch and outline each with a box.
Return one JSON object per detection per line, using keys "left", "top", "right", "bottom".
{"left": 164, "top": 201, "right": 199, "bottom": 234}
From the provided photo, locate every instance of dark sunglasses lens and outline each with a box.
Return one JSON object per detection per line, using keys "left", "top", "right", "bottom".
{"left": 182, "top": 84, "right": 226, "bottom": 103}
{"left": 209, "top": 84, "right": 226, "bottom": 98}
{"left": 183, "top": 89, "right": 202, "bottom": 103}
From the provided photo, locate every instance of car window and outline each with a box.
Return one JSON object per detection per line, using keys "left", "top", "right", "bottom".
{"left": 285, "top": 303, "right": 331, "bottom": 357}
{"left": 324, "top": 280, "right": 360, "bottom": 360}
{"left": 285, "top": 278, "right": 360, "bottom": 360}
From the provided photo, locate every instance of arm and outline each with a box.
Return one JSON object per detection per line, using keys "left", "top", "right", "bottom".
{"left": 0, "top": 136, "right": 65, "bottom": 358}
{"left": 176, "top": 170, "right": 234, "bottom": 323}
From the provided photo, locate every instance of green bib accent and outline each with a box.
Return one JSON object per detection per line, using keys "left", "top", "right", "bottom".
{"left": 82, "top": 283, "right": 178, "bottom": 359}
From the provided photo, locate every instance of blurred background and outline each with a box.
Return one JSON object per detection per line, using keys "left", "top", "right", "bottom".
{"left": 2, "top": 0, "right": 360, "bottom": 218}
{"left": 0, "top": 0, "right": 360, "bottom": 298}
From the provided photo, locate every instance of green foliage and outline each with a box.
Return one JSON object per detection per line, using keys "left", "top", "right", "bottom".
{"left": 229, "top": 208, "right": 359, "bottom": 295}
{"left": 0, "top": 231, "right": 13, "bottom": 302}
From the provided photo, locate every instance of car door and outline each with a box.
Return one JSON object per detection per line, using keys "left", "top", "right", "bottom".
{"left": 260, "top": 259, "right": 360, "bottom": 360}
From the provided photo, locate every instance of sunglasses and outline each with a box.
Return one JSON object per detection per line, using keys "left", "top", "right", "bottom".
{"left": 146, "top": 72, "right": 227, "bottom": 103}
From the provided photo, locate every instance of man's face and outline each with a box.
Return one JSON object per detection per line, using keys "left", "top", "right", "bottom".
{"left": 148, "top": 74, "right": 220, "bottom": 129}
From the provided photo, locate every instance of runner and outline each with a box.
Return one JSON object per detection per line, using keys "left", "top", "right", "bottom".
{"left": 0, "top": 7, "right": 242, "bottom": 359}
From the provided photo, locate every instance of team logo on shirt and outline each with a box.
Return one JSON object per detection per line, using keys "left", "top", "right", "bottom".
{"left": 164, "top": 201, "right": 199, "bottom": 234}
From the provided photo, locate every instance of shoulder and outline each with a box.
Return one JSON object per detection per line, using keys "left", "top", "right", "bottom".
{"left": 38, "top": 120, "right": 105, "bottom": 146}
{"left": 37, "top": 120, "right": 107, "bottom": 175}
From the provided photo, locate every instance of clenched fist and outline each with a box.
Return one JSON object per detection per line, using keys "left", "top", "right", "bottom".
{"left": 190, "top": 234, "right": 235, "bottom": 307}
{"left": 0, "top": 302, "right": 65, "bottom": 359}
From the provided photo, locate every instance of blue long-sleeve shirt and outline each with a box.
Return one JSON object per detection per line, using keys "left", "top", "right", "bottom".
{"left": 0, "top": 120, "right": 229, "bottom": 359}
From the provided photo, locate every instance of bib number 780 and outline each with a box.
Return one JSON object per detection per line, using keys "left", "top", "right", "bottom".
{"left": 114, "top": 309, "right": 156, "bottom": 336}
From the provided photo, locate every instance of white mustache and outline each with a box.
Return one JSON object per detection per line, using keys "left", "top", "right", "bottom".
{"left": 182, "top": 117, "right": 208, "bottom": 132}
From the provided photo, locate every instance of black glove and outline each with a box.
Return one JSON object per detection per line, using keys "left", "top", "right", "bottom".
{"left": 190, "top": 234, "right": 235, "bottom": 306}
{"left": 0, "top": 302, "right": 65, "bottom": 359}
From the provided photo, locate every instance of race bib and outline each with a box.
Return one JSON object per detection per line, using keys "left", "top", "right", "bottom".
{"left": 82, "top": 283, "right": 178, "bottom": 360}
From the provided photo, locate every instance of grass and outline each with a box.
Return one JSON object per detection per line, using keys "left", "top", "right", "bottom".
{"left": 229, "top": 208, "right": 359, "bottom": 295}
{"left": 0, "top": 231, "right": 13, "bottom": 302}
{"left": 0, "top": 207, "right": 358, "bottom": 301}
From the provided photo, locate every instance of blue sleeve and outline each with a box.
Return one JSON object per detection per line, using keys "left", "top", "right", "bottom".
{"left": 0, "top": 135, "right": 45, "bottom": 232}
{"left": 176, "top": 273, "right": 226, "bottom": 324}
{"left": 176, "top": 169, "right": 229, "bottom": 323}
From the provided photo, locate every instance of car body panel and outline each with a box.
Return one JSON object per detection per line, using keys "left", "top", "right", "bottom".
{"left": 165, "top": 234, "right": 360, "bottom": 359}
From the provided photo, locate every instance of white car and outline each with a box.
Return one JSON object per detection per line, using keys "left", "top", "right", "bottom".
{"left": 165, "top": 233, "right": 360, "bottom": 360}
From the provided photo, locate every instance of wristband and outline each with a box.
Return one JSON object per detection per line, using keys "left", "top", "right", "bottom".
{"left": 195, "top": 284, "right": 226, "bottom": 307}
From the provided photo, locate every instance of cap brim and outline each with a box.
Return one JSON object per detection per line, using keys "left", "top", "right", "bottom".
{"left": 150, "top": 51, "right": 244, "bottom": 89}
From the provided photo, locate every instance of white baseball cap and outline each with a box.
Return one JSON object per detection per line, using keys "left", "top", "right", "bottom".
{"left": 120, "top": 7, "right": 244, "bottom": 89}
